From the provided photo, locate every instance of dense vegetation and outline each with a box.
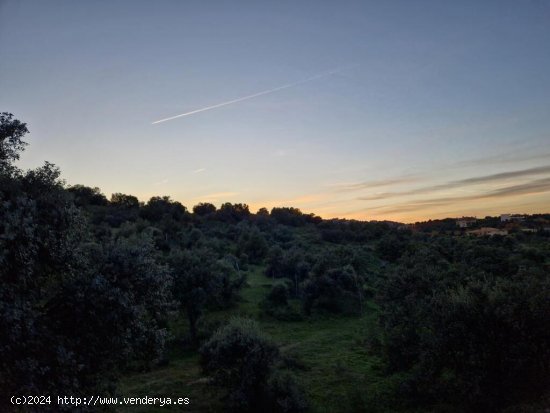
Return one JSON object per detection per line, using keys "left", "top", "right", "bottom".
{"left": 1, "top": 113, "right": 550, "bottom": 412}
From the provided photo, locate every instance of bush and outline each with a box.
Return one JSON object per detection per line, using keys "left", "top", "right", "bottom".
{"left": 303, "top": 265, "right": 364, "bottom": 315}
{"left": 199, "top": 317, "right": 307, "bottom": 412}
{"left": 266, "top": 370, "right": 309, "bottom": 413}
{"left": 260, "top": 284, "right": 302, "bottom": 321}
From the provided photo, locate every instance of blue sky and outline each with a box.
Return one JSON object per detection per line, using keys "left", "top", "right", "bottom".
{"left": 1, "top": 0, "right": 550, "bottom": 222}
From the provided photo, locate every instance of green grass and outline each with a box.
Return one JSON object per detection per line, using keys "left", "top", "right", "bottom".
{"left": 118, "top": 355, "right": 220, "bottom": 412}
{"left": 118, "top": 265, "right": 403, "bottom": 412}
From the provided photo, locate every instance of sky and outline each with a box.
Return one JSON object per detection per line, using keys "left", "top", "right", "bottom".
{"left": 1, "top": 0, "right": 550, "bottom": 223}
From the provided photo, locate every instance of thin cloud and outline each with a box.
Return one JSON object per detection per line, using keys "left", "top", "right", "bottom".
{"left": 368, "top": 177, "right": 550, "bottom": 215}
{"left": 153, "top": 178, "right": 169, "bottom": 186}
{"left": 192, "top": 168, "right": 206, "bottom": 174}
{"left": 283, "top": 194, "right": 328, "bottom": 205}
{"left": 359, "top": 165, "right": 550, "bottom": 201}
{"left": 329, "top": 176, "right": 418, "bottom": 192}
{"left": 485, "top": 177, "right": 550, "bottom": 198}
{"left": 194, "top": 191, "right": 239, "bottom": 202}
{"left": 458, "top": 166, "right": 550, "bottom": 184}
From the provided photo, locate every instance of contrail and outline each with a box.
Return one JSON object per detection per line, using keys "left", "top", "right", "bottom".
{"left": 151, "top": 68, "right": 341, "bottom": 124}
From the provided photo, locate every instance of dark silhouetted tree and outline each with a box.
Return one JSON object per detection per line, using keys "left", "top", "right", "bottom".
{"left": 169, "top": 248, "right": 244, "bottom": 344}
{"left": 193, "top": 202, "right": 217, "bottom": 216}
{"left": 0, "top": 115, "right": 173, "bottom": 403}
{"left": 68, "top": 184, "right": 108, "bottom": 206}
{"left": 0, "top": 112, "right": 28, "bottom": 169}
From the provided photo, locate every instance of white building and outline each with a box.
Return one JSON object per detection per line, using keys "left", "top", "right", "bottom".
{"left": 500, "top": 214, "right": 525, "bottom": 222}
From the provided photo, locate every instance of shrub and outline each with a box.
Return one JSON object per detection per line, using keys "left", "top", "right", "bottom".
{"left": 199, "top": 317, "right": 307, "bottom": 412}
{"left": 260, "top": 284, "right": 302, "bottom": 321}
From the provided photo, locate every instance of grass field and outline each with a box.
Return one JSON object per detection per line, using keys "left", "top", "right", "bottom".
{"left": 119, "top": 265, "right": 408, "bottom": 413}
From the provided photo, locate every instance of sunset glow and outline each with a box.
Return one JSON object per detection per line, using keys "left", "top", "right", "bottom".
{"left": 2, "top": 1, "right": 549, "bottom": 222}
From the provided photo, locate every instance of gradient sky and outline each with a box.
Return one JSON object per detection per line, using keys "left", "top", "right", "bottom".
{"left": 1, "top": 0, "right": 550, "bottom": 222}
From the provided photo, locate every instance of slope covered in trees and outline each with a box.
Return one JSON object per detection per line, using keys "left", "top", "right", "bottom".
{"left": 2, "top": 113, "right": 550, "bottom": 412}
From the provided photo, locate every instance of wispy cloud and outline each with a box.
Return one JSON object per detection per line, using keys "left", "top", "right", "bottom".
{"left": 358, "top": 165, "right": 550, "bottom": 201}
{"left": 192, "top": 168, "right": 206, "bottom": 174}
{"left": 153, "top": 178, "right": 169, "bottom": 186}
{"left": 328, "top": 176, "right": 418, "bottom": 192}
{"left": 284, "top": 194, "right": 328, "bottom": 205}
{"left": 367, "top": 176, "right": 550, "bottom": 215}
{"left": 194, "top": 191, "right": 239, "bottom": 202}
{"left": 455, "top": 165, "right": 550, "bottom": 184}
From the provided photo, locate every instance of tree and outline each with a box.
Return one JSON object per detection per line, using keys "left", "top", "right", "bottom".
{"left": 44, "top": 237, "right": 173, "bottom": 393}
{"left": 257, "top": 207, "right": 269, "bottom": 216}
{"left": 67, "top": 184, "right": 108, "bottom": 206}
{"left": 106, "top": 193, "right": 140, "bottom": 226}
{"left": 141, "top": 196, "right": 187, "bottom": 222}
{"left": 266, "top": 245, "right": 284, "bottom": 279}
{"left": 1, "top": 162, "right": 173, "bottom": 399}
{"left": 270, "top": 207, "right": 305, "bottom": 226}
{"left": 0, "top": 160, "right": 88, "bottom": 398}
{"left": 193, "top": 202, "right": 217, "bottom": 216}
{"left": 169, "top": 248, "right": 244, "bottom": 343}
{"left": 0, "top": 115, "right": 173, "bottom": 403}
{"left": 110, "top": 192, "right": 140, "bottom": 208}
{"left": 217, "top": 203, "right": 250, "bottom": 223}
{"left": 237, "top": 227, "right": 269, "bottom": 264}
{"left": 303, "top": 265, "right": 363, "bottom": 315}
{"left": 0, "top": 112, "right": 28, "bottom": 168}
{"left": 265, "top": 247, "right": 310, "bottom": 297}
{"left": 260, "top": 284, "right": 301, "bottom": 321}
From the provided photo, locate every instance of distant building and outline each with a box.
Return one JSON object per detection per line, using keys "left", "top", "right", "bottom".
{"left": 500, "top": 214, "right": 525, "bottom": 222}
{"left": 456, "top": 217, "right": 476, "bottom": 228}
{"left": 467, "top": 227, "right": 508, "bottom": 237}
{"left": 467, "top": 228, "right": 505, "bottom": 236}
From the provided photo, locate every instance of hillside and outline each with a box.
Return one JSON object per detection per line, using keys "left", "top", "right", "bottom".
{"left": 2, "top": 113, "right": 550, "bottom": 412}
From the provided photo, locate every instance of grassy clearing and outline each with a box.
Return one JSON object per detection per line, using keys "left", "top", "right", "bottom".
{"left": 118, "top": 355, "right": 220, "bottom": 412}
{"left": 119, "top": 265, "right": 401, "bottom": 412}
{"left": 235, "top": 267, "right": 391, "bottom": 413}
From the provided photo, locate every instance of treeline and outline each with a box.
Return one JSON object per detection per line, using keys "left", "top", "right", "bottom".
{"left": 411, "top": 215, "right": 550, "bottom": 233}
{"left": 2, "top": 113, "right": 550, "bottom": 412}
